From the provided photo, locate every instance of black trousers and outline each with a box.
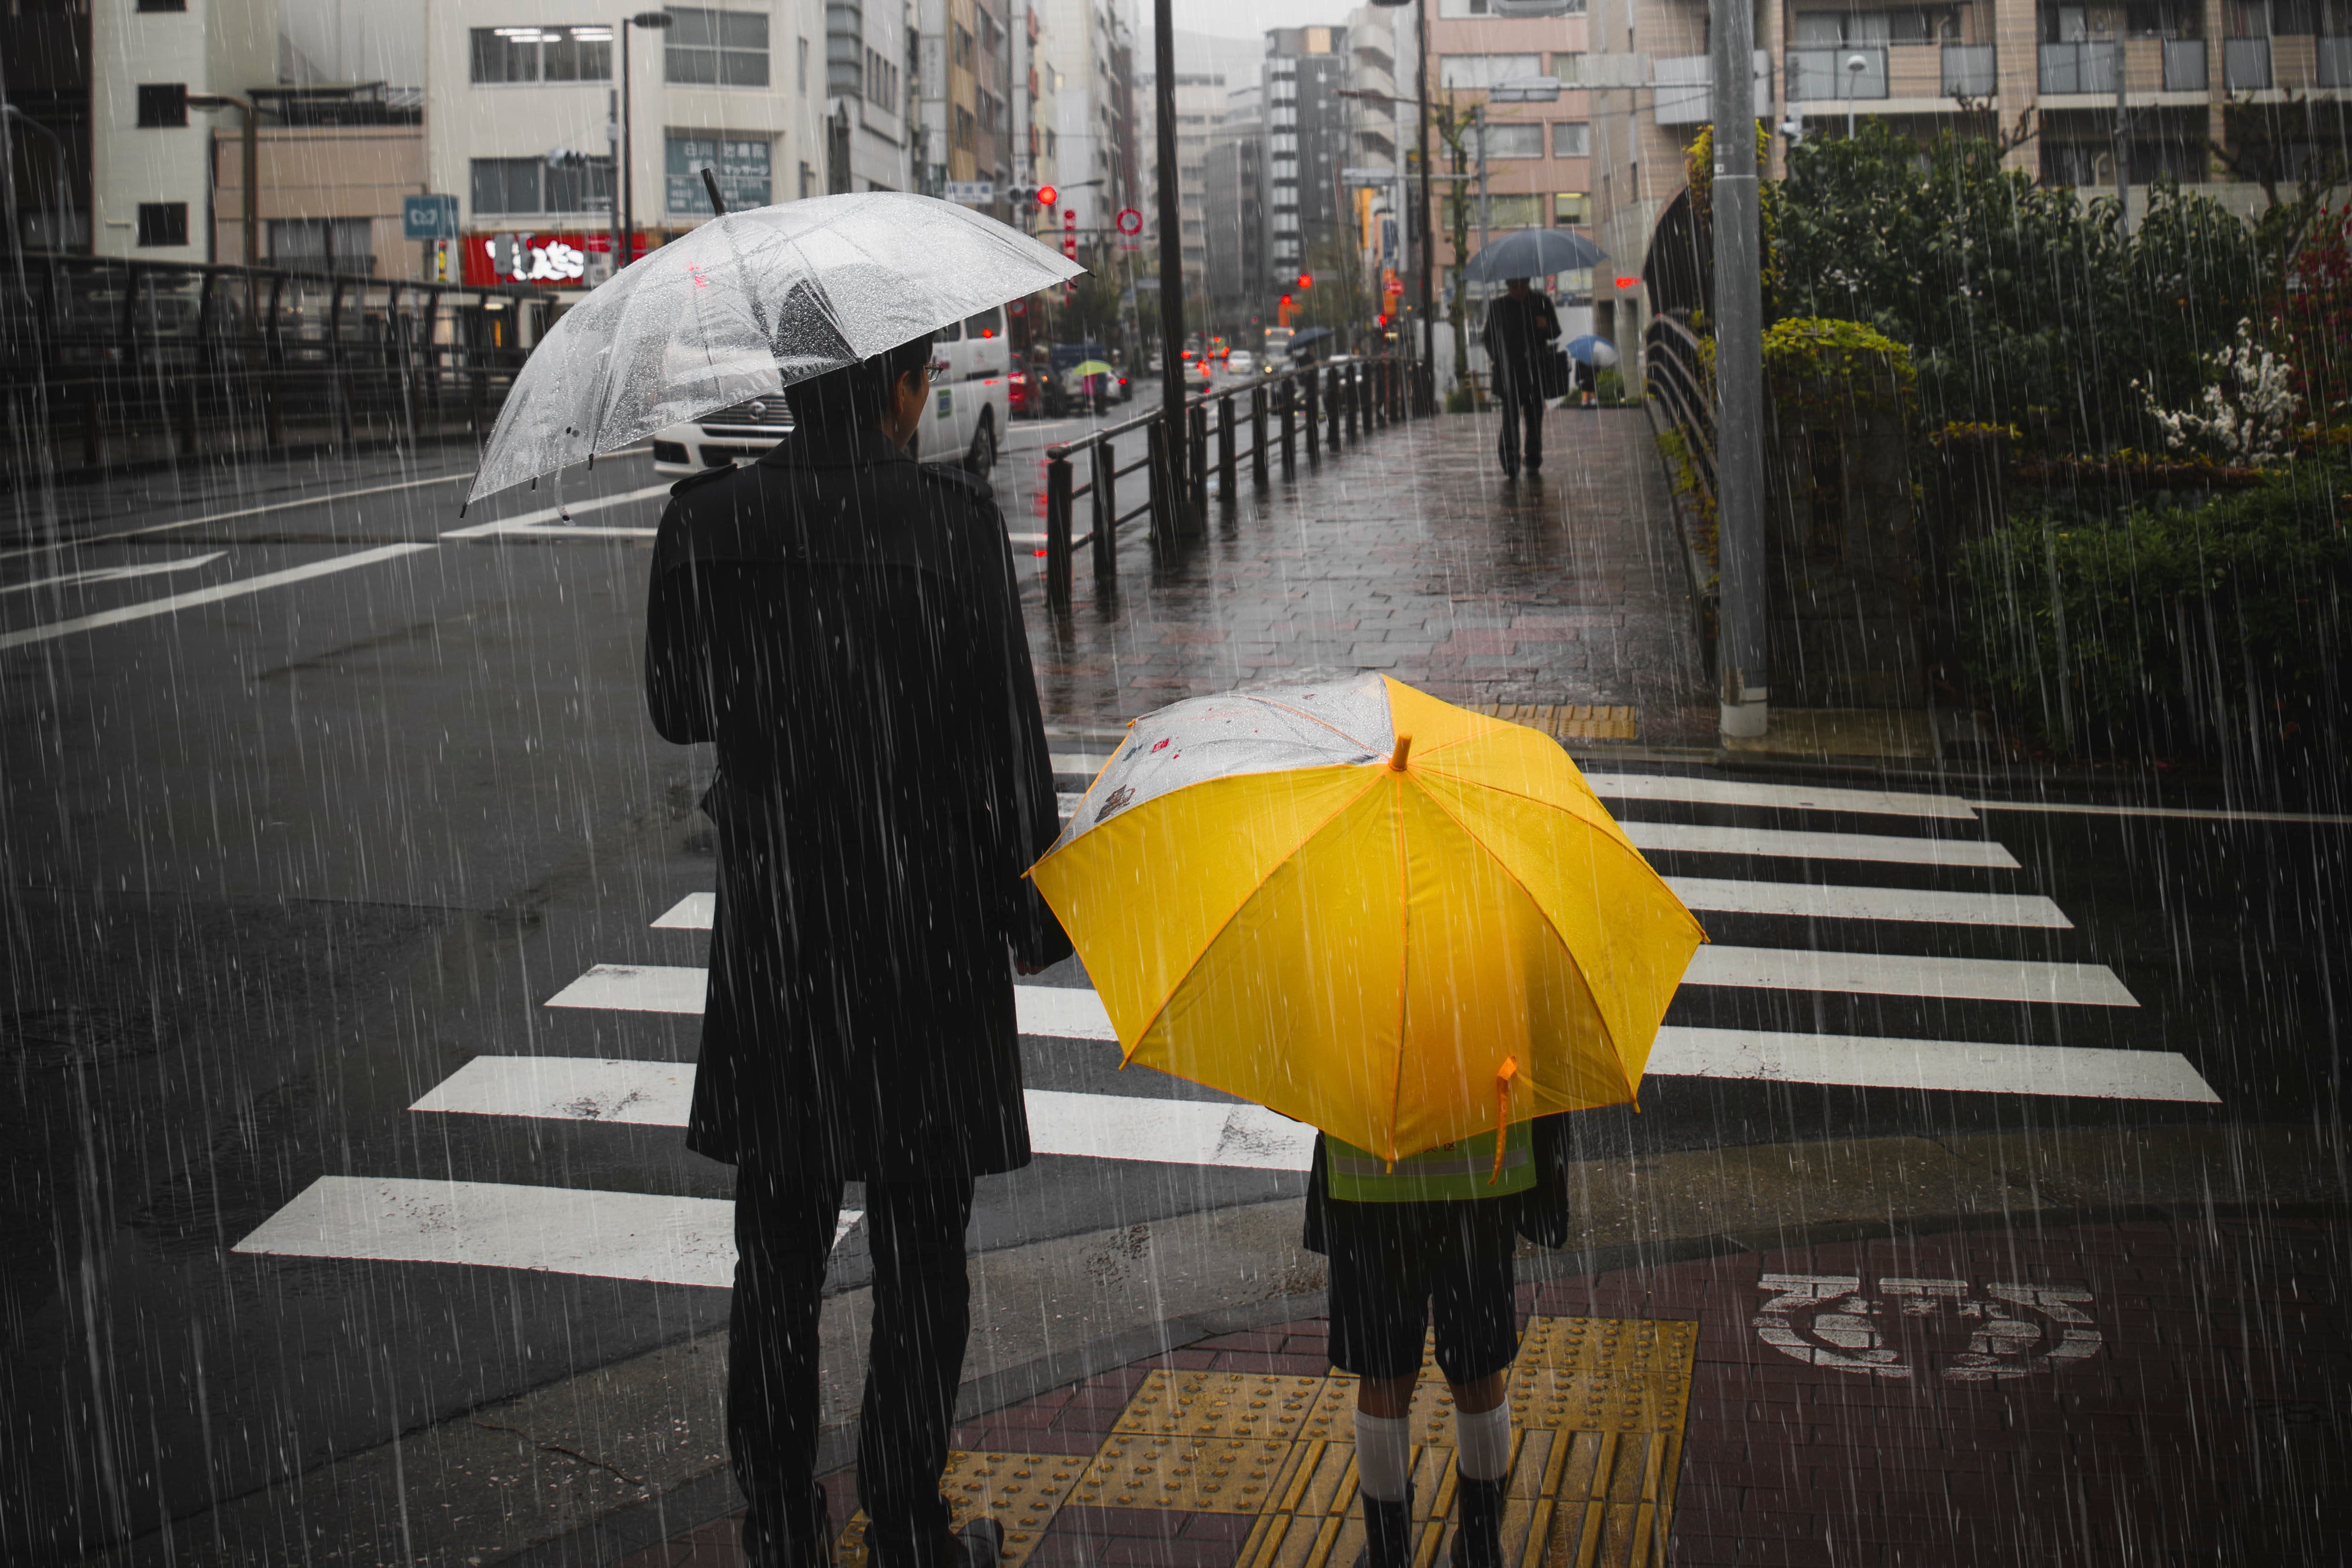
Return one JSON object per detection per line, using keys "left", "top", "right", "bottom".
{"left": 730, "top": 1159, "right": 977, "bottom": 1568}
{"left": 1496, "top": 388, "right": 1544, "bottom": 475}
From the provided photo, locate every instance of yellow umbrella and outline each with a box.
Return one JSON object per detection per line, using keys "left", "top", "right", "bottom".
{"left": 1029, "top": 674, "right": 1705, "bottom": 1162}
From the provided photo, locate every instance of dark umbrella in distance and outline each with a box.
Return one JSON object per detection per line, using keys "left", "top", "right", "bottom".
{"left": 1461, "top": 228, "right": 1606, "bottom": 284}
{"left": 1287, "top": 326, "right": 1335, "bottom": 359}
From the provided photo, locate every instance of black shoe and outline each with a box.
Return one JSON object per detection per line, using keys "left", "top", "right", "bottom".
{"left": 742, "top": 1483, "right": 833, "bottom": 1568}
{"left": 1449, "top": 1476, "right": 1506, "bottom": 1568}
{"left": 950, "top": 1517, "right": 1004, "bottom": 1568}
{"left": 1352, "top": 1483, "right": 1415, "bottom": 1568}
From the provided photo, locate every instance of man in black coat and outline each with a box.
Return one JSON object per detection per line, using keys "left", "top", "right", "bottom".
{"left": 1478, "top": 277, "right": 1562, "bottom": 479}
{"left": 644, "top": 330, "right": 1072, "bottom": 1568}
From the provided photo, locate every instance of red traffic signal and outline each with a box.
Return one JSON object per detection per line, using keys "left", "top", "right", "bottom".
{"left": 1279, "top": 293, "right": 1293, "bottom": 306}
{"left": 1296, "top": 272, "right": 1313, "bottom": 289}
{"left": 1036, "top": 184, "right": 1058, "bottom": 209}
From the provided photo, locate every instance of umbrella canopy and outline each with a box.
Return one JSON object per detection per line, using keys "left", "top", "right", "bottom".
{"left": 1287, "top": 326, "right": 1335, "bottom": 352}
{"left": 1071, "top": 360, "right": 1116, "bottom": 377}
{"left": 1563, "top": 335, "right": 1620, "bottom": 367}
{"left": 1029, "top": 673, "right": 1705, "bottom": 1161}
{"left": 468, "top": 192, "right": 1083, "bottom": 503}
{"left": 1461, "top": 227, "right": 1606, "bottom": 283}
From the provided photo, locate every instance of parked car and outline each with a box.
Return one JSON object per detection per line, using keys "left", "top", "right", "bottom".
{"left": 1008, "top": 366, "right": 1040, "bottom": 417}
{"left": 650, "top": 304, "right": 1010, "bottom": 477}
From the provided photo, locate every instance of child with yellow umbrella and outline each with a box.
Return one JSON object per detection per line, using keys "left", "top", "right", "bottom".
{"left": 1030, "top": 674, "right": 1705, "bottom": 1568}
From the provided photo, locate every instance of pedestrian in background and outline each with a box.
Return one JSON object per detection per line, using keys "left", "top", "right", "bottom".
{"left": 1479, "top": 276, "right": 1562, "bottom": 479}
{"left": 1308, "top": 1118, "right": 1576, "bottom": 1568}
{"left": 645, "top": 331, "right": 1072, "bottom": 1568}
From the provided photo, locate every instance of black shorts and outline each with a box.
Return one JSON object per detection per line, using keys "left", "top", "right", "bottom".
{"left": 1323, "top": 1194, "right": 1519, "bottom": 1385}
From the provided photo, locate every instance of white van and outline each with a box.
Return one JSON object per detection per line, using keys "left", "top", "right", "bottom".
{"left": 649, "top": 305, "right": 1010, "bottom": 480}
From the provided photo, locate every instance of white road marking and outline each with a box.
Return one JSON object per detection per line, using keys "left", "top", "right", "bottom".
{"left": 2, "top": 551, "right": 228, "bottom": 596}
{"left": 1017, "top": 986, "right": 1118, "bottom": 1039}
{"left": 0, "top": 543, "right": 437, "bottom": 653}
{"left": 233, "top": 1176, "right": 856, "bottom": 1286}
{"left": 1581, "top": 773, "right": 1976, "bottom": 820}
{"left": 0, "top": 472, "right": 471, "bottom": 561}
{"left": 1663, "top": 877, "right": 2072, "bottom": 928}
{"left": 409, "top": 1056, "right": 1318, "bottom": 1170}
{"left": 652, "top": 892, "right": 715, "bottom": 929}
{"left": 1649, "top": 1026, "right": 2214, "bottom": 1101}
{"left": 440, "top": 483, "right": 673, "bottom": 539}
{"left": 1620, "top": 820, "right": 2020, "bottom": 868}
{"left": 545, "top": 963, "right": 708, "bottom": 1012}
{"left": 1685, "top": 945, "right": 2137, "bottom": 1006}
{"left": 1965, "top": 798, "right": 2352, "bottom": 827}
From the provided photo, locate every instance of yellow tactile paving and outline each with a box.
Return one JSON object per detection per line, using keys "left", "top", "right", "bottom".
{"left": 834, "top": 1318, "right": 1693, "bottom": 1568}
{"left": 1464, "top": 705, "right": 1639, "bottom": 742}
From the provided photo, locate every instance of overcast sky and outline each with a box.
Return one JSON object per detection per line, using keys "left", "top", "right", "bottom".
{"left": 1170, "top": 0, "right": 1378, "bottom": 41}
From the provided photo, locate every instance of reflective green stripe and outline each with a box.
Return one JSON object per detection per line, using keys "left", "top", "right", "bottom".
{"left": 1326, "top": 1123, "right": 1535, "bottom": 1202}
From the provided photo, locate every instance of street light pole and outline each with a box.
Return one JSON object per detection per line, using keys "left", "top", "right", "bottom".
{"left": 1416, "top": 0, "right": 1434, "bottom": 375}
{"left": 1152, "top": 0, "right": 1186, "bottom": 464}
{"left": 1713, "top": 0, "right": 1768, "bottom": 740}
{"left": 619, "top": 12, "right": 676, "bottom": 267}
{"left": 1844, "top": 51, "right": 1866, "bottom": 139}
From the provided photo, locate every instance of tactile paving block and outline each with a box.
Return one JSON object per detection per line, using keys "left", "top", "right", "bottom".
{"left": 833, "top": 1450, "right": 1085, "bottom": 1568}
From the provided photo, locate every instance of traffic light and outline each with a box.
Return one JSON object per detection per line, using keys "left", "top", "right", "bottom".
{"left": 1279, "top": 293, "right": 1293, "bottom": 307}
{"left": 1035, "top": 184, "right": 1058, "bottom": 209}
{"left": 1297, "top": 272, "right": 1313, "bottom": 290}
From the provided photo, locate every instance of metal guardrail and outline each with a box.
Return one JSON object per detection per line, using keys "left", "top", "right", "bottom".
{"left": 1642, "top": 315, "right": 1714, "bottom": 506}
{"left": 1037, "top": 355, "right": 1431, "bottom": 614}
{"left": 0, "top": 252, "right": 564, "bottom": 486}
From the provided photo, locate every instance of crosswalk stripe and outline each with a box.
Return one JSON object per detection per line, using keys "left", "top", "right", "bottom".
{"left": 1663, "top": 877, "right": 2071, "bottom": 928}
{"left": 231, "top": 1175, "right": 860, "bottom": 1286}
{"left": 546, "top": 964, "right": 707, "bottom": 1012}
{"left": 409, "top": 1057, "right": 1318, "bottom": 1170}
{"left": 652, "top": 892, "right": 714, "bottom": 929}
{"left": 1685, "top": 945, "right": 2137, "bottom": 1006}
{"left": 1580, "top": 773, "right": 1976, "bottom": 820}
{"left": 1648, "top": 1027, "right": 2216, "bottom": 1101}
{"left": 1620, "top": 820, "right": 2020, "bottom": 868}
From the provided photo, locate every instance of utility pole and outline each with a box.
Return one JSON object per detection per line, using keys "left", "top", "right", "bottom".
{"left": 1415, "top": 0, "right": 1434, "bottom": 374}
{"left": 2110, "top": 35, "right": 2131, "bottom": 222}
{"left": 1712, "top": 0, "right": 1768, "bottom": 740}
{"left": 1152, "top": 0, "right": 1186, "bottom": 463}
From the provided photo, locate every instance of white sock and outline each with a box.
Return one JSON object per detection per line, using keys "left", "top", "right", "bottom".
{"left": 1455, "top": 1402, "right": 1512, "bottom": 1482}
{"left": 1354, "top": 1410, "right": 1413, "bottom": 1503}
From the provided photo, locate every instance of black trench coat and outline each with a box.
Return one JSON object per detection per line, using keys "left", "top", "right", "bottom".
{"left": 644, "top": 427, "right": 1072, "bottom": 1181}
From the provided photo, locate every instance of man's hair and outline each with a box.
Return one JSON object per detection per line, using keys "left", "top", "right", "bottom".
{"left": 786, "top": 332, "right": 937, "bottom": 431}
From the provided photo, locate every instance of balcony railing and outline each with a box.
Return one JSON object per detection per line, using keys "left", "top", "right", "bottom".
{"left": 1786, "top": 45, "right": 1889, "bottom": 102}
{"left": 2162, "top": 37, "right": 2209, "bottom": 88}
{"left": 2316, "top": 35, "right": 2351, "bottom": 86}
{"left": 1653, "top": 50, "right": 1772, "bottom": 124}
{"left": 1942, "top": 43, "right": 1997, "bottom": 95}
{"left": 2223, "top": 36, "right": 2272, "bottom": 88}
{"left": 2040, "top": 39, "right": 2121, "bottom": 93}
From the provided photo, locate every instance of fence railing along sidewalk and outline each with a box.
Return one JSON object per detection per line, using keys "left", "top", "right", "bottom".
{"left": 0, "top": 251, "right": 564, "bottom": 484}
{"left": 1038, "top": 355, "right": 1434, "bottom": 613}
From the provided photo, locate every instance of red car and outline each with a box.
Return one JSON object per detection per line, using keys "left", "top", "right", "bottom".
{"left": 1008, "top": 367, "right": 1038, "bottom": 417}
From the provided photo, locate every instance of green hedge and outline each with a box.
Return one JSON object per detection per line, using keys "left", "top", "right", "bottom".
{"left": 1956, "top": 460, "right": 2350, "bottom": 759}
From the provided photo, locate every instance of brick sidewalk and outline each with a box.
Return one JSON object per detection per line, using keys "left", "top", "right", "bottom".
{"left": 1020, "top": 407, "right": 1714, "bottom": 748}
{"left": 623, "top": 1213, "right": 2348, "bottom": 1568}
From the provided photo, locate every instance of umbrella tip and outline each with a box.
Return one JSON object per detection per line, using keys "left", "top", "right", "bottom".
{"left": 1389, "top": 734, "right": 1413, "bottom": 771}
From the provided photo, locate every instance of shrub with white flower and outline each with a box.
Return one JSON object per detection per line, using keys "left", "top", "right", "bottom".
{"left": 2137, "top": 319, "right": 2303, "bottom": 466}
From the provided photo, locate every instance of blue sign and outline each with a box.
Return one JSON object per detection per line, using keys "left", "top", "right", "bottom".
{"left": 402, "top": 194, "right": 460, "bottom": 240}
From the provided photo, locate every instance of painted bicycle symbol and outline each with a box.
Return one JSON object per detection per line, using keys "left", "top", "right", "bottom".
{"left": 1753, "top": 1273, "right": 2103, "bottom": 1382}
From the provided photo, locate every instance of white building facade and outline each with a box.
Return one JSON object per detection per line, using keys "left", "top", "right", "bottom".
{"left": 88, "top": 0, "right": 278, "bottom": 263}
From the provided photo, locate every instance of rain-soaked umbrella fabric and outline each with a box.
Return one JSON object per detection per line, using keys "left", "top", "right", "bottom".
{"left": 1461, "top": 227, "right": 1607, "bottom": 283}
{"left": 1563, "top": 335, "right": 1621, "bottom": 367}
{"left": 1028, "top": 673, "right": 1707, "bottom": 1162}
{"left": 1071, "top": 360, "right": 1116, "bottom": 377}
{"left": 467, "top": 192, "right": 1084, "bottom": 503}
{"left": 1287, "top": 326, "right": 1335, "bottom": 350}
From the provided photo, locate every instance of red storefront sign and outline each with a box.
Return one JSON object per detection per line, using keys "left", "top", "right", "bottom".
{"left": 462, "top": 231, "right": 653, "bottom": 288}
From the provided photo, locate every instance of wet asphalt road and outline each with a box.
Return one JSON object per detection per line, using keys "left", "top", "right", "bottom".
{"left": 1, "top": 444, "right": 2345, "bottom": 1559}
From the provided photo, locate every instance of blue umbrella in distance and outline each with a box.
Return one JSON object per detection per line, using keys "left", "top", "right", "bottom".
{"left": 1461, "top": 228, "right": 1606, "bottom": 283}
{"left": 1563, "top": 335, "right": 1620, "bottom": 367}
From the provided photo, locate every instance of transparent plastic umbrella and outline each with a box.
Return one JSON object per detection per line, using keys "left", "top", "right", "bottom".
{"left": 466, "top": 192, "right": 1084, "bottom": 504}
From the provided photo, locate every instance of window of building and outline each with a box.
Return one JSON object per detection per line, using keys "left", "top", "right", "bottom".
{"left": 1792, "top": 7, "right": 1959, "bottom": 44}
{"left": 1552, "top": 121, "right": 1590, "bottom": 157}
{"left": 1486, "top": 193, "right": 1543, "bottom": 226}
{"left": 867, "top": 48, "right": 898, "bottom": 103}
{"left": 1554, "top": 190, "right": 1589, "bottom": 223}
{"left": 470, "top": 25, "right": 613, "bottom": 83}
{"left": 470, "top": 154, "right": 616, "bottom": 213}
{"left": 799, "top": 36, "right": 810, "bottom": 90}
{"left": 1438, "top": 54, "right": 1543, "bottom": 89}
{"left": 953, "top": 22, "right": 973, "bottom": 66}
{"left": 136, "top": 0, "right": 188, "bottom": 11}
{"left": 1482, "top": 123, "right": 1545, "bottom": 158}
{"left": 666, "top": 8, "right": 771, "bottom": 86}
{"left": 800, "top": 161, "right": 815, "bottom": 198}
{"left": 270, "top": 217, "right": 376, "bottom": 275}
{"left": 666, "top": 134, "right": 772, "bottom": 212}
{"left": 1551, "top": 51, "right": 1584, "bottom": 82}
{"left": 136, "top": 202, "right": 188, "bottom": 246}
{"left": 954, "top": 106, "right": 977, "bottom": 149}
{"left": 135, "top": 83, "right": 188, "bottom": 127}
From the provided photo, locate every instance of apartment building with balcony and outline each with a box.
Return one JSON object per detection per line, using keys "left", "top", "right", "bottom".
{"left": 918, "top": 0, "right": 1016, "bottom": 213}
{"left": 1422, "top": 0, "right": 1597, "bottom": 320}
{"left": 1586, "top": 0, "right": 2349, "bottom": 362}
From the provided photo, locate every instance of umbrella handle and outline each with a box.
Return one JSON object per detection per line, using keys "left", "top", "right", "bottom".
{"left": 1490, "top": 1056, "right": 1518, "bottom": 1185}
